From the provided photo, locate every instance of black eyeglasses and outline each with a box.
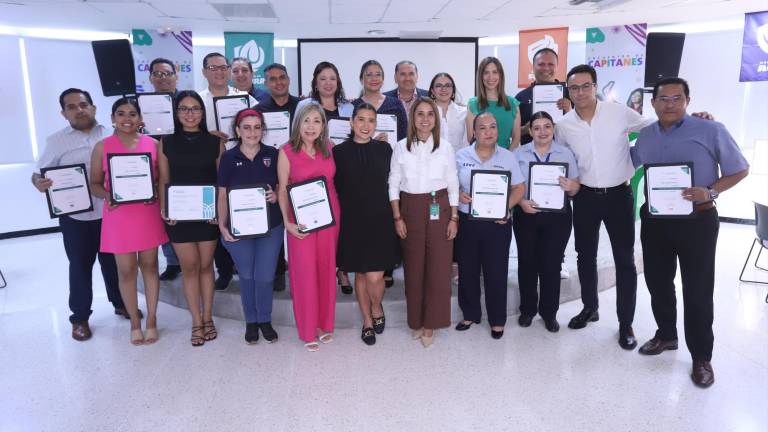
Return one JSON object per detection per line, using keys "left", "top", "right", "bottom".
{"left": 205, "top": 65, "right": 230, "bottom": 72}
{"left": 177, "top": 106, "right": 203, "bottom": 114}
{"left": 151, "top": 71, "right": 176, "bottom": 78}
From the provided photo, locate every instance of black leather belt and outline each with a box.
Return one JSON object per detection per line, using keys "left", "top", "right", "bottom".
{"left": 581, "top": 182, "right": 629, "bottom": 195}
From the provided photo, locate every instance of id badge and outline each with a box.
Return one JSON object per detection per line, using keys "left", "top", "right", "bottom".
{"left": 429, "top": 203, "right": 440, "bottom": 220}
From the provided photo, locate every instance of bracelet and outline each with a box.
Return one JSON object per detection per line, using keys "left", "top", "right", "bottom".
{"left": 450, "top": 215, "right": 459, "bottom": 222}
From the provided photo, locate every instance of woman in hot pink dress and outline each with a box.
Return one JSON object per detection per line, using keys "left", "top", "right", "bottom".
{"left": 90, "top": 97, "right": 168, "bottom": 346}
{"left": 277, "top": 103, "right": 341, "bottom": 351}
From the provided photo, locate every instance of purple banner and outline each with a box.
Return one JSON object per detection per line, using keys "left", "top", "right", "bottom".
{"left": 740, "top": 11, "right": 768, "bottom": 82}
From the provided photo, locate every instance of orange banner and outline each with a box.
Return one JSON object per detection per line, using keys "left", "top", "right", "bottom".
{"left": 518, "top": 27, "right": 569, "bottom": 87}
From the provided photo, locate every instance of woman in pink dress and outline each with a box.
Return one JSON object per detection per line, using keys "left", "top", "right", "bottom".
{"left": 277, "top": 103, "right": 341, "bottom": 351}
{"left": 90, "top": 98, "right": 168, "bottom": 346}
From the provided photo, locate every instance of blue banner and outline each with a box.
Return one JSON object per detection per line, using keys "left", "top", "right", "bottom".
{"left": 740, "top": 11, "right": 768, "bottom": 82}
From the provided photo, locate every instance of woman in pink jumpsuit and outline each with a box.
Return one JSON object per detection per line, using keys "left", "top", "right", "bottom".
{"left": 277, "top": 103, "right": 340, "bottom": 351}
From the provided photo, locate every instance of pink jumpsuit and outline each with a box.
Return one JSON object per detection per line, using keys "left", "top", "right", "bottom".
{"left": 284, "top": 145, "right": 341, "bottom": 342}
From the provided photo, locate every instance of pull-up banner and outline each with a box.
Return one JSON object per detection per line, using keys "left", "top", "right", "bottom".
{"left": 740, "top": 11, "right": 768, "bottom": 82}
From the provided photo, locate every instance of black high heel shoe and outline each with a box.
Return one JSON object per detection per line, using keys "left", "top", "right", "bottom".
{"left": 337, "top": 270, "right": 353, "bottom": 294}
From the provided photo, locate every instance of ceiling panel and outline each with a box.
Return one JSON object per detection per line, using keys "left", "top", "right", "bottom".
{"left": 151, "top": 1, "right": 222, "bottom": 19}
{"left": 381, "top": 0, "right": 448, "bottom": 23}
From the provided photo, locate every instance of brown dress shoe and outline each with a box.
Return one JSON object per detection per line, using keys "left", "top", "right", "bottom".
{"left": 72, "top": 321, "right": 92, "bottom": 341}
{"left": 691, "top": 360, "right": 715, "bottom": 388}
{"left": 638, "top": 337, "right": 678, "bottom": 355}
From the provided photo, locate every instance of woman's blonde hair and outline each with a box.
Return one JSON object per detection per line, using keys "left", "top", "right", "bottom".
{"left": 288, "top": 103, "right": 331, "bottom": 158}
{"left": 406, "top": 97, "right": 441, "bottom": 153}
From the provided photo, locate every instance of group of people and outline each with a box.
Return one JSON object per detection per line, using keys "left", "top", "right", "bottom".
{"left": 32, "top": 47, "right": 749, "bottom": 388}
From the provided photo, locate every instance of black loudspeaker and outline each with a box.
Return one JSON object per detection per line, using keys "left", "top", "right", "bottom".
{"left": 91, "top": 39, "right": 136, "bottom": 96}
{"left": 644, "top": 33, "right": 686, "bottom": 87}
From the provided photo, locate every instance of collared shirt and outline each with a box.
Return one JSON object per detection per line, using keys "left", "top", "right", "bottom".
{"left": 455, "top": 143, "right": 525, "bottom": 214}
{"left": 217, "top": 144, "right": 283, "bottom": 229}
{"left": 397, "top": 88, "right": 419, "bottom": 120}
{"left": 438, "top": 101, "right": 468, "bottom": 153}
{"left": 513, "top": 142, "right": 580, "bottom": 200}
{"left": 388, "top": 135, "right": 459, "bottom": 206}
{"left": 36, "top": 123, "right": 109, "bottom": 221}
{"left": 555, "top": 100, "right": 655, "bottom": 188}
{"left": 199, "top": 86, "right": 258, "bottom": 136}
{"left": 631, "top": 114, "right": 749, "bottom": 192}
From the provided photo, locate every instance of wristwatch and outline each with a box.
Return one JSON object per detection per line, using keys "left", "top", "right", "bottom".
{"left": 707, "top": 187, "right": 719, "bottom": 200}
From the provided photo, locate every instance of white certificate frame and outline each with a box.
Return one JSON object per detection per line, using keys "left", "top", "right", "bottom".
{"left": 644, "top": 162, "right": 695, "bottom": 219}
{"left": 165, "top": 184, "right": 217, "bottom": 222}
{"left": 287, "top": 176, "right": 336, "bottom": 234}
{"left": 528, "top": 162, "right": 568, "bottom": 213}
{"left": 107, "top": 152, "right": 156, "bottom": 205}
{"left": 227, "top": 184, "right": 271, "bottom": 239}
{"left": 375, "top": 114, "right": 398, "bottom": 146}
{"left": 532, "top": 83, "right": 565, "bottom": 123}
{"left": 213, "top": 95, "right": 251, "bottom": 138}
{"left": 40, "top": 163, "right": 94, "bottom": 218}
{"left": 328, "top": 116, "right": 351, "bottom": 145}
{"left": 468, "top": 169, "right": 511, "bottom": 221}
{"left": 137, "top": 92, "right": 175, "bottom": 136}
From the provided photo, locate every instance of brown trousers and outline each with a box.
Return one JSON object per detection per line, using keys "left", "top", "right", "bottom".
{"left": 400, "top": 189, "right": 453, "bottom": 330}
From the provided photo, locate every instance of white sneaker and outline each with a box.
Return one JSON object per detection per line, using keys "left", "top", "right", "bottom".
{"left": 560, "top": 267, "right": 570, "bottom": 280}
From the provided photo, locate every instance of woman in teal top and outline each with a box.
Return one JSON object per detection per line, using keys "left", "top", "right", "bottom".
{"left": 466, "top": 57, "right": 520, "bottom": 150}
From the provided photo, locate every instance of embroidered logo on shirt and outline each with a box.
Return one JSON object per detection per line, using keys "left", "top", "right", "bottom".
{"left": 263, "top": 157, "right": 271, "bottom": 168}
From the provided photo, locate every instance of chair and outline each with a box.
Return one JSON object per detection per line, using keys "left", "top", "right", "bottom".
{"left": 738, "top": 202, "right": 768, "bottom": 302}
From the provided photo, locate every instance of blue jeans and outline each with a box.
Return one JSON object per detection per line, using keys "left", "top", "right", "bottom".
{"left": 161, "top": 241, "right": 179, "bottom": 266}
{"left": 223, "top": 225, "right": 284, "bottom": 324}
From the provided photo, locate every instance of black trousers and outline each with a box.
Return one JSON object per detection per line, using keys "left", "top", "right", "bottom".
{"left": 456, "top": 212, "right": 512, "bottom": 327}
{"left": 572, "top": 184, "right": 637, "bottom": 325}
{"left": 58, "top": 215, "right": 124, "bottom": 323}
{"left": 640, "top": 205, "right": 719, "bottom": 361}
{"left": 512, "top": 206, "right": 572, "bottom": 320}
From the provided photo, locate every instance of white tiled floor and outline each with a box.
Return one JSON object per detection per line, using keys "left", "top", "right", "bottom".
{"left": 0, "top": 223, "right": 766, "bottom": 432}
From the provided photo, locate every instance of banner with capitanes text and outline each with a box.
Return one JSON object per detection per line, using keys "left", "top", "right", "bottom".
{"left": 518, "top": 27, "right": 569, "bottom": 88}
{"left": 132, "top": 29, "right": 194, "bottom": 93}
{"left": 585, "top": 24, "right": 647, "bottom": 113}
{"left": 740, "top": 11, "right": 768, "bottom": 82}
{"left": 224, "top": 32, "right": 274, "bottom": 93}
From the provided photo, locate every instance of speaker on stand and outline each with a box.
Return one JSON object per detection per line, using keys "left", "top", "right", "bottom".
{"left": 91, "top": 39, "right": 136, "bottom": 98}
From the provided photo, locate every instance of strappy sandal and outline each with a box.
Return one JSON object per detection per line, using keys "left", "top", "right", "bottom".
{"left": 144, "top": 327, "right": 159, "bottom": 345}
{"left": 318, "top": 332, "right": 333, "bottom": 344}
{"left": 191, "top": 325, "right": 205, "bottom": 347}
{"left": 130, "top": 329, "right": 144, "bottom": 346}
{"left": 203, "top": 320, "right": 218, "bottom": 341}
{"left": 304, "top": 341, "right": 320, "bottom": 352}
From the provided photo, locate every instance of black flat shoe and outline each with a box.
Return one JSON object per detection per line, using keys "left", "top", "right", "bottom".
{"left": 518, "top": 314, "right": 534, "bottom": 327}
{"left": 258, "top": 322, "right": 278, "bottom": 343}
{"left": 245, "top": 323, "right": 259, "bottom": 344}
{"left": 455, "top": 320, "right": 479, "bottom": 331}
{"left": 544, "top": 319, "right": 560, "bottom": 333}
{"left": 372, "top": 314, "right": 386, "bottom": 334}
{"left": 491, "top": 329, "right": 504, "bottom": 339}
{"left": 337, "top": 271, "right": 353, "bottom": 294}
{"left": 568, "top": 308, "right": 599, "bottom": 329}
{"left": 361, "top": 327, "right": 376, "bottom": 345}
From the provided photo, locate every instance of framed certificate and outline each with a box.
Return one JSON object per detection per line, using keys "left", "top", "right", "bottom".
{"left": 165, "top": 184, "right": 217, "bottom": 222}
{"left": 40, "top": 163, "right": 94, "bottom": 218}
{"left": 469, "top": 169, "right": 511, "bottom": 221}
{"left": 262, "top": 111, "right": 291, "bottom": 148}
{"left": 528, "top": 162, "right": 568, "bottom": 212}
{"left": 532, "top": 83, "right": 565, "bottom": 122}
{"left": 376, "top": 114, "right": 398, "bottom": 146}
{"left": 227, "top": 184, "right": 271, "bottom": 239}
{"left": 287, "top": 176, "right": 336, "bottom": 233}
{"left": 328, "top": 117, "right": 351, "bottom": 145}
{"left": 107, "top": 153, "right": 156, "bottom": 205}
{"left": 137, "top": 92, "right": 174, "bottom": 136}
{"left": 644, "top": 162, "right": 695, "bottom": 218}
{"left": 213, "top": 95, "right": 251, "bottom": 137}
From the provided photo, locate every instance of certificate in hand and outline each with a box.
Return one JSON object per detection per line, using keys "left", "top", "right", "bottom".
{"left": 228, "top": 184, "right": 271, "bottom": 238}
{"left": 532, "top": 83, "right": 565, "bottom": 122}
{"left": 469, "top": 170, "right": 511, "bottom": 221}
{"left": 40, "top": 163, "right": 94, "bottom": 218}
{"left": 165, "top": 184, "right": 217, "bottom": 221}
{"left": 108, "top": 153, "right": 156, "bottom": 205}
{"left": 137, "top": 93, "right": 174, "bottom": 136}
{"left": 375, "top": 114, "right": 398, "bottom": 146}
{"left": 328, "top": 117, "right": 351, "bottom": 145}
{"left": 644, "top": 162, "right": 694, "bottom": 218}
{"left": 262, "top": 111, "right": 291, "bottom": 148}
{"left": 528, "top": 162, "right": 568, "bottom": 212}
{"left": 213, "top": 95, "right": 251, "bottom": 136}
{"left": 287, "top": 177, "right": 336, "bottom": 233}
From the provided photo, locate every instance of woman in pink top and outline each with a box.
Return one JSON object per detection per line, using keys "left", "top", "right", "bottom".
{"left": 90, "top": 98, "right": 168, "bottom": 346}
{"left": 277, "top": 103, "right": 341, "bottom": 352}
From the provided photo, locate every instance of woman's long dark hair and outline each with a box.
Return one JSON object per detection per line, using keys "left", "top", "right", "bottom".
{"left": 172, "top": 90, "right": 209, "bottom": 136}
{"left": 309, "top": 61, "right": 346, "bottom": 104}
{"left": 347, "top": 102, "right": 377, "bottom": 140}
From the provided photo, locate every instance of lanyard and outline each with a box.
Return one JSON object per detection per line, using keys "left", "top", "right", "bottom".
{"left": 431, "top": 191, "right": 437, "bottom": 203}
{"left": 533, "top": 152, "right": 551, "bottom": 163}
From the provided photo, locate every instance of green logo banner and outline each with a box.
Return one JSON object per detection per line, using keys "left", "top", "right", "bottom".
{"left": 224, "top": 32, "right": 274, "bottom": 93}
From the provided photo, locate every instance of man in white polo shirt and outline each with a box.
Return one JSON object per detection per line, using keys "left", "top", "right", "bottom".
{"left": 31, "top": 88, "right": 138, "bottom": 341}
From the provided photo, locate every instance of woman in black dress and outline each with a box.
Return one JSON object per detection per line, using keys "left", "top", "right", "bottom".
{"left": 333, "top": 103, "right": 400, "bottom": 345}
{"left": 158, "top": 90, "right": 223, "bottom": 346}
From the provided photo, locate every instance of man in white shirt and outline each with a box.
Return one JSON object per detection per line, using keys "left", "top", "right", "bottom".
{"left": 555, "top": 65, "right": 655, "bottom": 350}
{"left": 198, "top": 52, "right": 258, "bottom": 290}
{"left": 31, "top": 88, "right": 137, "bottom": 341}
